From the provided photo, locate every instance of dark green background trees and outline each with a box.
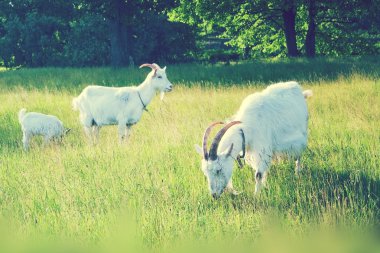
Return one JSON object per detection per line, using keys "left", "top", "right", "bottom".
{"left": 0, "top": 0, "right": 379, "bottom": 67}
{"left": 0, "top": 0, "right": 195, "bottom": 67}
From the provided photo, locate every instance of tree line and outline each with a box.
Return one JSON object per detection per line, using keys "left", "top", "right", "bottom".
{"left": 0, "top": 0, "right": 379, "bottom": 67}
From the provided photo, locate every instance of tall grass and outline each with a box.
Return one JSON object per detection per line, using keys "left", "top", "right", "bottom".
{"left": 0, "top": 58, "right": 379, "bottom": 252}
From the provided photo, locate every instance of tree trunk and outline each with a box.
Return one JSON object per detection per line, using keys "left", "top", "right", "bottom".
{"left": 282, "top": 2, "right": 298, "bottom": 57}
{"left": 305, "top": 0, "right": 317, "bottom": 57}
{"left": 109, "top": 0, "right": 128, "bottom": 67}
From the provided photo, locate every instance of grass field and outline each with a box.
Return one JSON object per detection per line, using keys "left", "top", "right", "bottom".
{"left": 0, "top": 58, "right": 379, "bottom": 252}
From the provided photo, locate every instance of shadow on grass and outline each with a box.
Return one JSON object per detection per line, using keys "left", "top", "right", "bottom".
{"left": 229, "top": 165, "right": 380, "bottom": 222}
{"left": 173, "top": 57, "right": 380, "bottom": 87}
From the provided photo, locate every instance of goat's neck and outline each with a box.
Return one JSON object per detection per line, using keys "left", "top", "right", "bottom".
{"left": 136, "top": 79, "right": 156, "bottom": 106}
{"left": 217, "top": 127, "right": 244, "bottom": 158}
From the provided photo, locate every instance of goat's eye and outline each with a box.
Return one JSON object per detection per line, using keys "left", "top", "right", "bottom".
{"left": 157, "top": 76, "right": 162, "bottom": 79}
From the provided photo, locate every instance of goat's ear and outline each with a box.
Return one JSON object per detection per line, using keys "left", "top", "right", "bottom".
{"left": 163, "top": 66, "right": 167, "bottom": 71}
{"left": 194, "top": 144, "right": 203, "bottom": 156}
{"left": 221, "top": 143, "right": 234, "bottom": 158}
{"left": 64, "top": 128, "right": 71, "bottom": 135}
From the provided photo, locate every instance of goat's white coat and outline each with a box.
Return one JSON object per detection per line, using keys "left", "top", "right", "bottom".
{"left": 18, "top": 108, "right": 67, "bottom": 150}
{"left": 196, "top": 81, "right": 313, "bottom": 198}
{"left": 72, "top": 64, "right": 172, "bottom": 143}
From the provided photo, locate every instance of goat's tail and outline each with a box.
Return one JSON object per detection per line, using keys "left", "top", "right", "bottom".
{"left": 72, "top": 97, "right": 80, "bottom": 111}
{"left": 18, "top": 108, "right": 27, "bottom": 123}
{"left": 303, "top": 90, "right": 313, "bottom": 99}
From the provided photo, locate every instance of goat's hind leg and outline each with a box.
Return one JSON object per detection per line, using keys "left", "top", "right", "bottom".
{"left": 22, "top": 132, "right": 30, "bottom": 151}
{"left": 92, "top": 126, "right": 101, "bottom": 144}
{"left": 83, "top": 126, "right": 94, "bottom": 143}
{"left": 80, "top": 113, "right": 97, "bottom": 143}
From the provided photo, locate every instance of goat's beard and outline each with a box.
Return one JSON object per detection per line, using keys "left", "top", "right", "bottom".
{"left": 160, "top": 91, "right": 165, "bottom": 101}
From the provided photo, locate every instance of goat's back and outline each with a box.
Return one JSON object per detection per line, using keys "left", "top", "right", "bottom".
{"left": 20, "top": 112, "right": 64, "bottom": 135}
{"left": 236, "top": 81, "right": 309, "bottom": 153}
{"left": 74, "top": 85, "right": 132, "bottom": 111}
{"left": 79, "top": 85, "right": 128, "bottom": 97}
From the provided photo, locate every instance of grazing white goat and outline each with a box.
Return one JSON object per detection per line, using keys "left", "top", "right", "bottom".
{"left": 72, "top": 63, "right": 173, "bottom": 143}
{"left": 195, "top": 81, "right": 313, "bottom": 199}
{"left": 18, "top": 108, "right": 70, "bottom": 150}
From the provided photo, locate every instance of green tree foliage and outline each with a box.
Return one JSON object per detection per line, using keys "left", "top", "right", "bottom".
{"left": 170, "top": 0, "right": 380, "bottom": 59}
{"left": 315, "top": 0, "right": 380, "bottom": 56}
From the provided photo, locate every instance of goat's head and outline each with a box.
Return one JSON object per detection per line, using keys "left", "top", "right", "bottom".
{"left": 195, "top": 121, "right": 242, "bottom": 199}
{"left": 140, "top": 63, "right": 172, "bottom": 99}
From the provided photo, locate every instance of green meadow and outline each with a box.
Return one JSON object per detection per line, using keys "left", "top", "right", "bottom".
{"left": 0, "top": 58, "right": 379, "bottom": 252}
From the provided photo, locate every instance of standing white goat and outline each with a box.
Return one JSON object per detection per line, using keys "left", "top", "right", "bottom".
{"left": 195, "top": 81, "right": 313, "bottom": 199}
{"left": 72, "top": 63, "right": 173, "bottom": 143}
{"left": 18, "top": 108, "right": 71, "bottom": 150}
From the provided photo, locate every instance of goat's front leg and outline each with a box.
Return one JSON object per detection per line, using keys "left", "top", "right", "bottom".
{"left": 124, "top": 125, "right": 132, "bottom": 142}
{"left": 43, "top": 135, "right": 52, "bottom": 148}
{"left": 226, "top": 180, "right": 240, "bottom": 195}
{"left": 255, "top": 160, "right": 272, "bottom": 195}
{"left": 118, "top": 123, "right": 127, "bottom": 144}
{"left": 295, "top": 156, "right": 302, "bottom": 174}
{"left": 247, "top": 151, "right": 272, "bottom": 195}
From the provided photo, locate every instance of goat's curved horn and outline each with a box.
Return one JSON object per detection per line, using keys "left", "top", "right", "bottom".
{"left": 202, "top": 121, "right": 224, "bottom": 160}
{"left": 152, "top": 63, "right": 161, "bottom": 69}
{"left": 139, "top": 63, "right": 158, "bottom": 70}
{"left": 139, "top": 63, "right": 159, "bottom": 77}
{"left": 209, "top": 121, "right": 242, "bottom": 160}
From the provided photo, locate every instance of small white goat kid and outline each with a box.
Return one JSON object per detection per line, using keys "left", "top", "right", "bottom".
{"left": 72, "top": 63, "right": 173, "bottom": 143}
{"left": 195, "top": 81, "right": 313, "bottom": 199}
{"left": 18, "top": 108, "right": 70, "bottom": 150}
